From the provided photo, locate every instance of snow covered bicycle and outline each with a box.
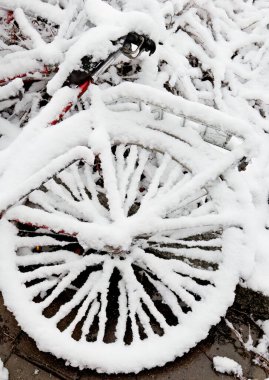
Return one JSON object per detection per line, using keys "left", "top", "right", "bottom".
{"left": 0, "top": 3, "right": 255, "bottom": 374}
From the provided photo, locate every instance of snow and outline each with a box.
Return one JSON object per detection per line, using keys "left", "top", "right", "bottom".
{"left": 0, "top": 359, "right": 8, "bottom": 380}
{"left": 0, "top": 0, "right": 269, "bottom": 374}
{"left": 0, "top": 0, "right": 64, "bottom": 24}
{"left": 0, "top": 78, "right": 23, "bottom": 99}
{"left": 213, "top": 356, "right": 243, "bottom": 377}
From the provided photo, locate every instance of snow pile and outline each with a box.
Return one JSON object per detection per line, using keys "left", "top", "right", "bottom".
{"left": 213, "top": 356, "right": 243, "bottom": 377}
{"left": 0, "top": 359, "right": 8, "bottom": 380}
{"left": 256, "top": 320, "right": 269, "bottom": 361}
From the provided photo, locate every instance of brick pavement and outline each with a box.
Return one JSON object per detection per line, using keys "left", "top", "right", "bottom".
{"left": 1, "top": 287, "right": 268, "bottom": 380}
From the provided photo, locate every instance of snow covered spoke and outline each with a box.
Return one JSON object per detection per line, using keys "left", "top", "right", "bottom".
{"left": 7, "top": 159, "right": 111, "bottom": 229}
{"left": 97, "top": 137, "right": 125, "bottom": 221}
{"left": 124, "top": 149, "right": 149, "bottom": 215}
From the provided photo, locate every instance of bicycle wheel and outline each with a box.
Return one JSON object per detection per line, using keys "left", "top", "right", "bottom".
{"left": 0, "top": 125, "right": 243, "bottom": 373}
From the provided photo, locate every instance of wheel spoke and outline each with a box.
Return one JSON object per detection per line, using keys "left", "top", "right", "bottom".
{"left": 96, "top": 260, "right": 115, "bottom": 342}
{"left": 98, "top": 137, "right": 125, "bottom": 221}
{"left": 140, "top": 153, "right": 171, "bottom": 207}
{"left": 64, "top": 272, "right": 102, "bottom": 336}
{"left": 115, "top": 279, "right": 128, "bottom": 342}
{"left": 124, "top": 149, "right": 149, "bottom": 216}
{"left": 142, "top": 157, "right": 237, "bottom": 217}
{"left": 38, "top": 263, "right": 88, "bottom": 310}
{"left": 83, "top": 164, "right": 109, "bottom": 219}
{"left": 118, "top": 145, "right": 138, "bottom": 204}
{"left": 136, "top": 213, "right": 236, "bottom": 237}
{"left": 51, "top": 270, "right": 102, "bottom": 325}
{"left": 27, "top": 278, "right": 60, "bottom": 299}
{"left": 122, "top": 259, "right": 169, "bottom": 335}
{"left": 7, "top": 205, "right": 83, "bottom": 235}
{"left": 145, "top": 274, "right": 184, "bottom": 322}
{"left": 81, "top": 299, "right": 100, "bottom": 341}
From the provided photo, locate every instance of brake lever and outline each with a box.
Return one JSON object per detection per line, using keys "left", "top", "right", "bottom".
{"left": 121, "top": 35, "right": 145, "bottom": 58}
{"left": 55, "top": 32, "right": 156, "bottom": 123}
{"left": 68, "top": 33, "right": 156, "bottom": 86}
{"left": 121, "top": 32, "right": 156, "bottom": 58}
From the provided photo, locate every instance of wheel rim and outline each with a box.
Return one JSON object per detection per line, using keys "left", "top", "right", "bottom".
{"left": 0, "top": 135, "right": 242, "bottom": 373}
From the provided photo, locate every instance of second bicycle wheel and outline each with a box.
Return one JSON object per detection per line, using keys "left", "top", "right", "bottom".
{"left": 0, "top": 125, "right": 243, "bottom": 373}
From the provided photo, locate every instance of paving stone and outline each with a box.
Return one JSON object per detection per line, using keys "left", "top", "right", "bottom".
{"left": 0, "top": 293, "right": 21, "bottom": 361}
{"left": 199, "top": 289, "right": 269, "bottom": 380}
{"left": 233, "top": 287, "right": 269, "bottom": 321}
{"left": 136, "top": 347, "right": 231, "bottom": 380}
{"left": 200, "top": 326, "right": 252, "bottom": 377}
{"left": 79, "top": 347, "right": 230, "bottom": 380}
{"left": 79, "top": 370, "right": 136, "bottom": 380}
{"left": 78, "top": 347, "right": 232, "bottom": 380}
{"left": 5, "top": 354, "right": 61, "bottom": 380}
{"left": 14, "top": 332, "right": 79, "bottom": 380}
{"left": 248, "top": 365, "right": 267, "bottom": 380}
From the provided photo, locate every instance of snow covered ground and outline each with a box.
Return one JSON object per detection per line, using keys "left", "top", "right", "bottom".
{"left": 0, "top": 359, "right": 8, "bottom": 380}
{"left": 0, "top": 0, "right": 268, "bottom": 374}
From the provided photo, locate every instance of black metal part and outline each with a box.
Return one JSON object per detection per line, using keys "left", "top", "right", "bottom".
{"left": 65, "top": 70, "right": 92, "bottom": 86}
{"left": 65, "top": 32, "right": 156, "bottom": 86}
{"left": 122, "top": 32, "right": 156, "bottom": 58}
{"left": 238, "top": 156, "right": 249, "bottom": 172}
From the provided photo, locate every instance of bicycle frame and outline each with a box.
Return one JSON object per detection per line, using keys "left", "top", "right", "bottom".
{"left": 49, "top": 49, "right": 123, "bottom": 125}
{"left": 0, "top": 10, "right": 154, "bottom": 126}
